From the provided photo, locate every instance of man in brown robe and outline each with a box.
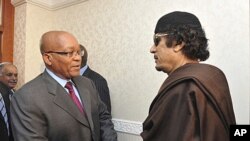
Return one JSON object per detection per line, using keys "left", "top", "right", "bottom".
{"left": 141, "top": 11, "right": 236, "bottom": 141}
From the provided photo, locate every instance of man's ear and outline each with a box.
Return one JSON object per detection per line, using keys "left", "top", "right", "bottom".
{"left": 173, "top": 42, "right": 185, "bottom": 52}
{"left": 42, "top": 54, "right": 52, "bottom": 66}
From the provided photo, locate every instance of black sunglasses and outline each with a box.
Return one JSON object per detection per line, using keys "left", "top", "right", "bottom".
{"left": 153, "top": 33, "right": 169, "bottom": 46}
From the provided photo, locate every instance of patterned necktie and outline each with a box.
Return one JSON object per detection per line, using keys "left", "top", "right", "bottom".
{"left": 0, "top": 94, "right": 9, "bottom": 135}
{"left": 9, "top": 90, "right": 14, "bottom": 100}
{"left": 65, "top": 82, "right": 85, "bottom": 114}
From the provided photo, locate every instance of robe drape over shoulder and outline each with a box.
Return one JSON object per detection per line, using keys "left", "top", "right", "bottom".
{"left": 141, "top": 63, "right": 236, "bottom": 141}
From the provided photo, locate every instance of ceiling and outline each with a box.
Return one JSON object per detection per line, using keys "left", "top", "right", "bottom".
{"left": 11, "top": 0, "right": 88, "bottom": 10}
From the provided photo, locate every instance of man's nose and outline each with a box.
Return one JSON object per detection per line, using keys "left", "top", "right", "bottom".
{"left": 10, "top": 74, "right": 18, "bottom": 79}
{"left": 73, "top": 54, "right": 81, "bottom": 61}
{"left": 150, "top": 45, "right": 156, "bottom": 53}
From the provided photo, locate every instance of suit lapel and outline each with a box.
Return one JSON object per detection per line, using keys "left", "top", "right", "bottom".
{"left": 72, "top": 77, "right": 94, "bottom": 131}
{"left": 42, "top": 72, "right": 90, "bottom": 128}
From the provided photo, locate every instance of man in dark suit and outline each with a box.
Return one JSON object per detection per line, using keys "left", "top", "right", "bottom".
{"left": 10, "top": 31, "right": 117, "bottom": 141}
{"left": 0, "top": 62, "right": 18, "bottom": 141}
{"left": 79, "top": 44, "right": 111, "bottom": 113}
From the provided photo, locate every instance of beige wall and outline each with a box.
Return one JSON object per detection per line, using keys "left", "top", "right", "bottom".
{"left": 13, "top": 0, "right": 249, "bottom": 140}
{"left": 14, "top": 3, "right": 54, "bottom": 87}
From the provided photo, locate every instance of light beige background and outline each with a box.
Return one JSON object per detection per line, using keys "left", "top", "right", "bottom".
{"left": 12, "top": 0, "right": 249, "bottom": 140}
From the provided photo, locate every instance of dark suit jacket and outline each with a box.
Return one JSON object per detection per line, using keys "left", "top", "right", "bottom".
{"left": 82, "top": 67, "right": 111, "bottom": 113}
{"left": 10, "top": 71, "right": 117, "bottom": 141}
{"left": 0, "top": 82, "right": 14, "bottom": 141}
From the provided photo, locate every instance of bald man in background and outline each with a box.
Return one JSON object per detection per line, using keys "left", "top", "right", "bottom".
{"left": 80, "top": 44, "right": 111, "bottom": 113}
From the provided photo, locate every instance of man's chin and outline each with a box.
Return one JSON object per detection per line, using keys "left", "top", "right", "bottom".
{"left": 155, "top": 66, "right": 162, "bottom": 72}
{"left": 70, "top": 72, "right": 80, "bottom": 77}
{"left": 8, "top": 85, "right": 16, "bottom": 89}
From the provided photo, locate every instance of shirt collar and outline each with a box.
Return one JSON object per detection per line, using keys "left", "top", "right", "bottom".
{"left": 45, "top": 68, "right": 71, "bottom": 88}
{"left": 80, "top": 65, "right": 88, "bottom": 75}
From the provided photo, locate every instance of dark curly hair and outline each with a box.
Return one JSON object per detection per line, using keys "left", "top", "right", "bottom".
{"left": 163, "top": 25, "right": 209, "bottom": 61}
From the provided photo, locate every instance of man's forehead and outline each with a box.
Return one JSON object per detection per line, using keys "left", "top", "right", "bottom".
{"left": 2, "top": 65, "right": 17, "bottom": 71}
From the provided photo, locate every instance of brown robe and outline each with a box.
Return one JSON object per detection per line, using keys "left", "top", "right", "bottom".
{"left": 141, "top": 63, "right": 236, "bottom": 141}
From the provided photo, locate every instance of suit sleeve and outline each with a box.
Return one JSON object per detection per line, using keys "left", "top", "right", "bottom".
{"left": 95, "top": 79, "right": 111, "bottom": 113}
{"left": 88, "top": 80, "right": 117, "bottom": 141}
{"left": 10, "top": 90, "right": 48, "bottom": 141}
{"left": 98, "top": 99, "right": 117, "bottom": 141}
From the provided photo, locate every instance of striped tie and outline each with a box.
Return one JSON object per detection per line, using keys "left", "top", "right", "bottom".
{"left": 65, "top": 82, "right": 85, "bottom": 114}
{"left": 0, "top": 94, "right": 9, "bottom": 135}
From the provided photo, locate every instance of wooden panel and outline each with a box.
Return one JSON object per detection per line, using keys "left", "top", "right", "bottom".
{"left": 0, "top": 0, "right": 15, "bottom": 62}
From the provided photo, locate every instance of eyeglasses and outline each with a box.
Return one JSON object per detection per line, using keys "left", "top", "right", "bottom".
{"left": 153, "top": 33, "right": 169, "bottom": 46}
{"left": 44, "top": 51, "right": 82, "bottom": 57}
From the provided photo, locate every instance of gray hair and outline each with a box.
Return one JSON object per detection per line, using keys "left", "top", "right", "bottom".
{"left": 0, "top": 62, "right": 12, "bottom": 76}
